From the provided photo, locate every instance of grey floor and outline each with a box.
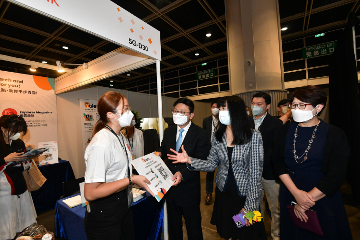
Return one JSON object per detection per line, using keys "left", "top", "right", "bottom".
{"left": 37, "top": 171, "right": 360, "bottom": 240}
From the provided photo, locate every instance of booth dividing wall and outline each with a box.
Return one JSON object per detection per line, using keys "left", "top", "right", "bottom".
{"left": 57, "top": 86, "right": 211, "bottom": 178}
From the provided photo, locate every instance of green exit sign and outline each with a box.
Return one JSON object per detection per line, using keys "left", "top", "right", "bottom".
{"left": 315, "top": 33, "right": 325, "bottom": 38}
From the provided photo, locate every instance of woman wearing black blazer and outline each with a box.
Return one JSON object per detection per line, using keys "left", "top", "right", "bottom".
{"left": 272, "top": 85, "right": 352, "bottom": 239}
{"left": 168, "top": 96, "right": 267, "bottom": 240}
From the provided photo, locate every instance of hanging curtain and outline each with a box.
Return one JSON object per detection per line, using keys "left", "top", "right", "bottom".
{"left": 329, "top": 12, "right": 360, "bottom": 206}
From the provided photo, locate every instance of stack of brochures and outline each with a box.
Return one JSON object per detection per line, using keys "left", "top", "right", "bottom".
{"left": 62, "top": 195, "right": 82, "bottom": 208}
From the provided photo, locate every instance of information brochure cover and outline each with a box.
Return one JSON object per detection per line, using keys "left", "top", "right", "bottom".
{"left": 132, "top": 152, "right": 173, "bottom": 202}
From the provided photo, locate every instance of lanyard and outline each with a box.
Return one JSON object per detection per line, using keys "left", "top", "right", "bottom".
{"left": 104, "top": 125, "right": 131, "bottom": 176}
{"left": 126, "top": 127, "right": 134, "bottom": 151}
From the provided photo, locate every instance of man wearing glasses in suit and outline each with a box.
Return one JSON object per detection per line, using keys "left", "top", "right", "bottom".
{"left": 158, "top": 98, "right": 209, "bottom": 240}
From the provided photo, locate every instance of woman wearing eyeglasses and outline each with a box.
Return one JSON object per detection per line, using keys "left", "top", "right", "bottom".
{"left": 167, "top": 96, "right": 267, "bottom": 240}
{"left": 272, "top": 85, "right": 352, "bottom": 239}
{"left": 83, "top": 91, "right": 153, "bottom": 240}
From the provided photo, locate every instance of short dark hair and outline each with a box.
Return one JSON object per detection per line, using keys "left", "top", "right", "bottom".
{"left": 211, "top": 101, "right": 217, "bottom": 107}
{"left": 252, "top": 92, "right": 271, "bottom": 105}
{"left": 278, "top": 99, "right": 290, "bottom": 107}
{"left": 173, "top": 98, "right": 194, "bottom": 113}
{"left": 291, "top": 85, "right": 327, "bottom": 109}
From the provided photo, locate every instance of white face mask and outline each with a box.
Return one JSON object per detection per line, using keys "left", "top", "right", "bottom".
{"left": 9, "top": 132, "right": 21, "bottom": 141}
{"left": 219, "top": 110, "right": 231, "bottom": 125}
{"left": 173, "top": 113, "right": 188, "bottom": 126}
{"left": 116, "top": 110, "right": 134, "bottom": 127}
{"left": 131, "top": 120, "right": 136, "bottom": 126}
{"left": 291, "top": 105, "right": 318, "bottom": 123}
{"left": 211, "top": 108, "right": 219, "bottom": 116}
{"left": 281, "top": 106, "right": 289, "bottom": 114}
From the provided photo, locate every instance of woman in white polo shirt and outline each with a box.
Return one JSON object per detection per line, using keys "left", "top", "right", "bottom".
{"left": 84, "top": 91, "right": 153, "bottom": 240}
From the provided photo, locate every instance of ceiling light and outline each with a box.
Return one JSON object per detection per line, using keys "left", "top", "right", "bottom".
{"left": 29, "top": 66, "right": 36, "bottom": 72}
{"left": 110, "top": 84, "right": 113, "bottom": 87}
{"left": 42, "top": 61, "right": 47, "bottom": 64}
{"left": 281, "top": 27, "right": 288, "bottom": 31}
{"left": 127, "top": 74, "right": 130, "bottom": 76}
{"left": 62, "top": 46, "right": 69, "bottom": 49}
{"left": 206, "top": 33, "right": 211, "bottom": 37}
{"left": 110, "top": 80, "right": 113, "bottom": 82}
{"left": 195, "top": 53, "right": 199, "bottom": 56}
{"left": 56, "top": 61, "right": 65, "bottom": 73}
{"left": 202, "top": 63, "right": 207, "bottom": 66}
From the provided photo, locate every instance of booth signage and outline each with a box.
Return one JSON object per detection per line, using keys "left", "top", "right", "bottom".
{"left": 302, "top": 41, "right": 337, "bottom": 59}
{"left": 8, "top": 0, "right": 161, "bottom": 60}
{"left": 197, "top": 68, "right": 216, "bottom": 80}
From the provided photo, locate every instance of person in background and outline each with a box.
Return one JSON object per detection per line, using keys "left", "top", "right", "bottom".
{"left": 168, "top": 96, "right": 267, "bottom": 240}
{"left": 122, "top": 111, "right": 144, "bottom": 159}
{"left": 277, "top": 99, "right": 292, "bottom": 124}
{"left": 202, "top": 100, "right": 219, "bottom": 204}
{"left": 246, "top": 105, "right": 251, "bottom": 116}
{"left": 273, "top": 85, "right": 352, "bottom": 239}
{"left": 0, "top": 114, "right": 37, "bottom": 240}
{"left": 251, "top": 92, "right": 282, "bottom": 240}
{"left": 158, "top": 98, "right": 209, "bottom": 240}
{"left": 84, "top": 91, "right": 153, "bottom": 240}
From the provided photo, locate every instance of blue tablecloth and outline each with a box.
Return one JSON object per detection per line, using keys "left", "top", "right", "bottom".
{"left": 31, "top": 159, "right": 75, "bottom": 214}
{"left": 55, "top": 193, "right": 163, "bottom": 240}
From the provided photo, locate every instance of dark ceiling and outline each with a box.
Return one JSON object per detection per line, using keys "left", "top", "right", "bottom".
{"left": 0, "top": 0, "right": 359, "bottom": 89}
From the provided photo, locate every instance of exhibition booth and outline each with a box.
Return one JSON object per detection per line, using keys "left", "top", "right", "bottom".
{"left": 0, "top": 0, "right": 211, "bottom": 239}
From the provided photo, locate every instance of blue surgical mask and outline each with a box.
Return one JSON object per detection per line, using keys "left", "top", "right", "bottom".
{"left": 251, "top": 105, "right": 266, "bottom": 116}
{"left": 219, "top": 111, "right": 231, "bottom": 125}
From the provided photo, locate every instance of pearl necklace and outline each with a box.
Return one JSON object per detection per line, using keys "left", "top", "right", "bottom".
{"left": 293, "top": 121, "right": 320, "bottom": 164}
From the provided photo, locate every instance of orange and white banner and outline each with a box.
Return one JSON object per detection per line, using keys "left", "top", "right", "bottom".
{"left": 0, "top": 70, "right": 57, "bottom": 147}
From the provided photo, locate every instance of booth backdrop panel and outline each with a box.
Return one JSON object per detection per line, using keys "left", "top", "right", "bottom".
{"left": 128, "top": 91, "right": 152, "bottom": 117}
{"left": 57, "top": 86, "right": 98, "bottom": 178}
{"left": 0, "top": 70, "right": 58, "bottom": 146}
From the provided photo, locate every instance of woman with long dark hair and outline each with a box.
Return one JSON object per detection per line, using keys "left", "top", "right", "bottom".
{"left": 0, "top": 114, "right": 37, "bottom": 240}
{"left": 168, "top": 96, "right": 267, "bottom": 240}
{"left": 273, "top": 85, "right": 352, "bottom": 239}
{"left": 84, "top": 91, "right": 153, "bottom": 240}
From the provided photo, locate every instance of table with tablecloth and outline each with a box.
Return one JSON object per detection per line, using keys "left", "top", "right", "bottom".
{"left": 31, "top": 159, "right": 75, "bottom": 214}
{"left": 55, "top": 193, "right": 163, "bottom": 240}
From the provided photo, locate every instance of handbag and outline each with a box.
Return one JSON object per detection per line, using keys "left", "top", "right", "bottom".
{"left": 22, "top": 160, "right": 47, "bottom": 192}
{"left": 286, "top": 204, "right": 324, "bottom": 236}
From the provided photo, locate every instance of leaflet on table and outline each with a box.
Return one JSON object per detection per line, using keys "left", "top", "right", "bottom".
{"left": 38, "top": 141, "right": 58, "bottom": 165}
{"left": 131, "top": 152, "right": 174, "bottom": 202}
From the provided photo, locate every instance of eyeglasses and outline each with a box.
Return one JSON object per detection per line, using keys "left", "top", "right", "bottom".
{"left": 290, "top": 103, "right": 312, "bottom": 110}
{"left": 117, "top": 107, "right": 131, "bottom": 115}
{"left": 171, "top": 110, "right": 190, "bottom": 115}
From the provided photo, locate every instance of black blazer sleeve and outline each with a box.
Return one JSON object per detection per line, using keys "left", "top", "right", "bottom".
{"left": 272, "top": 123, "right": 291, "bottom": 177}
{"left": 180, "top": 128, "right": 209, "bottom": 183}
{"left": 316, "top": 126, "right": 350, "bottom": 197}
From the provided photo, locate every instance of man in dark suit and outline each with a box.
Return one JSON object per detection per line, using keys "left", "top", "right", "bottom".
{"left": 158, "top": 98, "right": 209, "bottom": 240}
{"left": 251, "top": 92, "right": 283, "bottom": 240}
{"left": 202, "top": 100, "right": 218, "bottom": 204}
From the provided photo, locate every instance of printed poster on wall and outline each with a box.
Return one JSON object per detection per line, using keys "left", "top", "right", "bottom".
{"left": 80, "top": 99, "right": 99, "bottom": 153}
{"left": 0, "top": 70, "right": 58, "bottom": 147}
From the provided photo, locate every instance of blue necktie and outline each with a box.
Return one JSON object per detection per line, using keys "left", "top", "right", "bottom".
{"left": 176, "top": 129, "right": 184, "bottom": 152}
